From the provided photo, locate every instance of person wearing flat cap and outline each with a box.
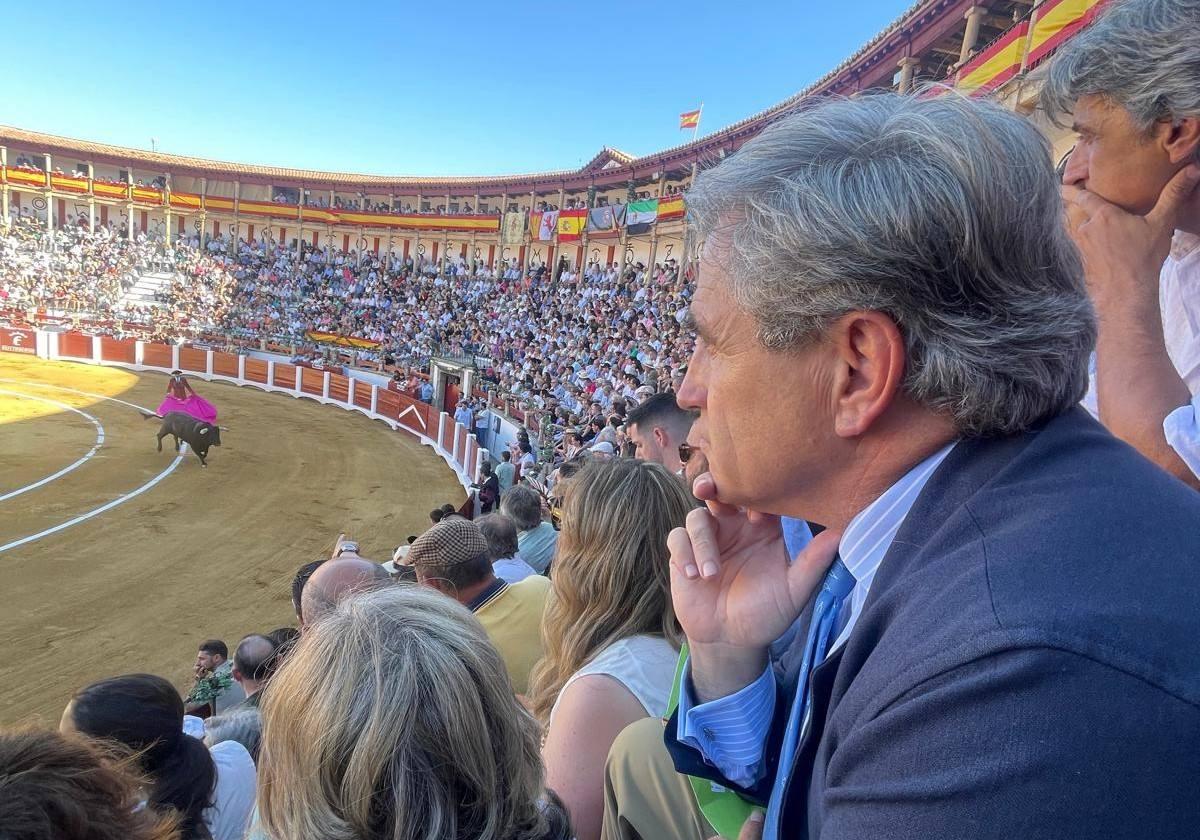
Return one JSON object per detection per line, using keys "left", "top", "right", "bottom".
{"left": 409, "top": 517, "right": 550, "bottom": 696}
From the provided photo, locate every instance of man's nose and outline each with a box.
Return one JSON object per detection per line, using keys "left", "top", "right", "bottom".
{"left": 1061, "top": 146, "right": 1087, "bottom": 186}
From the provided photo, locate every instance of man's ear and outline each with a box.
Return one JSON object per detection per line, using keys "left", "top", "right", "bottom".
{"left": 829, "top": 310, "right": 907, "bottom": 439}
{"left": 1164, "top": 116, "right": 1200, "bottom": 165}
{"left": 652, "top": 425, "right": 669, "bottom": 449}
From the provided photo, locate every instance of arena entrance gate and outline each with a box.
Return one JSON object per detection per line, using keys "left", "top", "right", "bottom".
{"left": 429, "top": 356, "right": 476, "bottom": 415}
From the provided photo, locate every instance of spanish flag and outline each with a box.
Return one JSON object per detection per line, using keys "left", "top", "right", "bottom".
{"left": 557, "top": 209, "right": 588, "bottom": 242}
{"left": 679, "top": 108, "right": 701, "bottom": 130}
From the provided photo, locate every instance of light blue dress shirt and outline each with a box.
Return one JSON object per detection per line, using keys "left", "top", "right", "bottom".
{"left": 676, "top": 442, "right": 956, "bottom": 790}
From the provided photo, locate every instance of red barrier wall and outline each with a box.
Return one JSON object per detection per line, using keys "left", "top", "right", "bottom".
{"left": 60, "top": 332, "right": 92, "bottom": 358}
{"left": 143, "top": 343, "right": 173, "bottom": 368}
{"left": 353, "top": 383, "right": 373, "bottom": 410}
{"left": 100, "top": 336, "right": 135, "bottom": 364}
{"left": 299, "top": 367, "right": 324, "bottom": 397}
{"left": 244, "top": 358, "right": 268, "bottom": 384}
{"left": 272, "top": 363, "right": 296, "bottom": 389}
{"left": 377, "top": 389, "right": 400, "bottom": 419}
{"left": 329, "top": 373, "right": 350, "bottom": 403}
{"left": 395, "top": 393, "right": 430, "bottom": 435}
{"left": 212, "top": 352, "right": 239, "bottom": 378}
{"left": 179, "top": 346, "right": 207, "bottom": 373}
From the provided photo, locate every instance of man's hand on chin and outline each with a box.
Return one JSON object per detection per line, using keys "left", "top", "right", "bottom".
{"left": 668, "top": 470, "right": 840, "bottom": 702}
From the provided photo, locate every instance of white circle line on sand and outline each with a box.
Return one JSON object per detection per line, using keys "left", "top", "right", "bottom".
{"left": 0, "top": 377, "right": 158, "bottom": 414}
{"left": 0, "top": 389, "right": 106, "bottom": 503}
{"left": 0, "top": 379, "right": 185, "bottom": 555}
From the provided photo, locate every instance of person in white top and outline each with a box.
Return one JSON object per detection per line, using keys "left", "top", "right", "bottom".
{"left": 476, "top": 512, "right": 539, "bottom": 583}
{"left": 203, "top": 739, "right": 257, "bottom": 840}
{"left": 61, "top": 673, "right": 256, "bottom": 840}
{"left": 1046, "top": 0, "right": 1200, "bottom": 487}
{"left": 527, "top": 458, "right": 694, "bottom": 840}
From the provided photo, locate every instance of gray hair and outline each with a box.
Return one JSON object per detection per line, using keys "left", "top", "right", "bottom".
{"left": 476, "top": 513, "right": 519, "bottom": 560}
{"left": 1042, "top": 0, "right": 1200, "bottom": 138}
{"left": 686, "top": 92, "right": 1095, "bottom": 436}
{"left": 500, "top": 485, "right": 543, "bottom": 532}
{"left": 204, "top": 708, "right": 262, "bottom": 762}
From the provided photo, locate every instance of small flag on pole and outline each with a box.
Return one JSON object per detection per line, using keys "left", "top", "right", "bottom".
{"left": 679, "top": 108, "right": 702, "bottom": 130}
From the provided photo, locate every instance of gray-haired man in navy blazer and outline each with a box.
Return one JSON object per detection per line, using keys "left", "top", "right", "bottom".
{"left": 653, "top": 90, "right": 1200, "bottom": 840}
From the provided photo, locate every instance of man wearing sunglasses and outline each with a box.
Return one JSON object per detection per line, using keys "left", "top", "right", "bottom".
{"left": 1047, "top": 0, "right": 1200, "bottom": 486}
{"left": 625, "top": 392, "right": 698, "bottom": 476}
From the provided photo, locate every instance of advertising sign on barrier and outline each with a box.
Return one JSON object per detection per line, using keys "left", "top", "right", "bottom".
{"left": 0, "top": 327, "right": 36, "bottom": 355}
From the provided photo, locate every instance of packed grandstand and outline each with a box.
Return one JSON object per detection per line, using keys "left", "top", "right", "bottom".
{"left": 4, "top": 1, "right": 1200, "bottom": 840}
{"left": 0, "top": 0, "right": 1101, "bottom": 449}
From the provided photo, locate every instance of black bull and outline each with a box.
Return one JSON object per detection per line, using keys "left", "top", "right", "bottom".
{"left": 144, "top": 411, "right": 223, "bottom": 467}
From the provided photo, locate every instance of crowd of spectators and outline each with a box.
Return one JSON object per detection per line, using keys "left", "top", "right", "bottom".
{"left": 1, "top": 212, "right": 695, "bottom": 451}
{"left": 3, "top": 4, "right": 1199, "bottom": 839}
{"left": 0, "top": 216, "right": 236, "bottom": 343}
{"left": 0, "top": 216, "right": 154, "bottom": 316}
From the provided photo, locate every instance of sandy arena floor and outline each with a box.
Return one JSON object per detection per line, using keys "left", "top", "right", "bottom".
{"left": 0, "top": 354, "right": 464, "bottom": 725}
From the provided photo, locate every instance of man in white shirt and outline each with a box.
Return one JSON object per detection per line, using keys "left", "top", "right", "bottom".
{"left": 1046, "top": 0, "right": 1200, "bottom": 487}
{"left": 476, "top": 513, "right": 537, "bottom": 583}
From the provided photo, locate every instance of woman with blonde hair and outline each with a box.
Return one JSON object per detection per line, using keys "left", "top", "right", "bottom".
{"left": 527, "top": 457, "right": 692, "bottom": 840}
{"left": 256, "top": 585, "right": 571, "bottom": 840}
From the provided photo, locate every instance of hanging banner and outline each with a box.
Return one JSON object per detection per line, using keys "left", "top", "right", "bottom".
{"left": 557, "top": 209, "right": 588, "bottom": 242}
{"left": 656, "top": 195, "right": 685, "bottom": 222}
{"left": 587, "top": 206, "right": 618, "bottom": 232}
{"left": 626, "top": 199, "right": 659, "bottom": 235}
{"left": 529, "top": 211, "right": 543, "bottom": 240}
{"left": 1026, "top": 0, "right": 1107, "bottom": 69}
{"left": 538, "top": 210, "right": 559, "bottom": 241}
{"left": 955, "top": 21, "right": 1029, "bottom": 96}
{"left": 502, "top": 211, "right": 526, "bottom": 245}
{"left": 305, "top": 331, "right": 381, "bottom": 349}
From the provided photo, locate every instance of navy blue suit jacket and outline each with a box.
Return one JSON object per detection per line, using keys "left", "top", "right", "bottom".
{"left": 666, "top": 408, "right": 1200, "bottom": 839}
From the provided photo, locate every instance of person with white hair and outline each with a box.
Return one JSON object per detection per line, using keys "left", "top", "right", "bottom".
{"left": 1046, "top": 0, "right": 1200, "bottom": 485}
{"left": 603, "top": 91, "right": 1200, "bottom": 840}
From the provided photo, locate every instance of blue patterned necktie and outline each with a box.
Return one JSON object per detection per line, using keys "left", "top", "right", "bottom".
{"left": 763, "top": 557, "right": 856, "bottom": 839}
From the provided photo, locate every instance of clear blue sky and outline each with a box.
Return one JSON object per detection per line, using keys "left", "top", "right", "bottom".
{"left": 6, "top": 0, "right": 911, "bottom": 176}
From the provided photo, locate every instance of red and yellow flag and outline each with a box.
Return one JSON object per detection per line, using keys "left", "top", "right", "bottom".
{"left": 679, "top": 109, "right": 701, "bottom": 130}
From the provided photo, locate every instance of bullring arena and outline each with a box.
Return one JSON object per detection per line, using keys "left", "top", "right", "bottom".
{"left": 0, "top": 0, "right": 1107, "bottom": 729}
{"left": 0, "top": 340, "right": 464, "bottom": 724}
